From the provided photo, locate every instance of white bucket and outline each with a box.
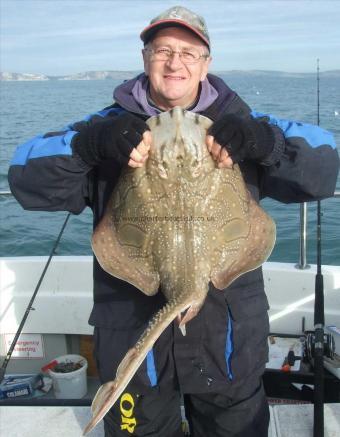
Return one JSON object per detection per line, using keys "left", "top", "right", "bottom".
{"left": 48, "top": 354, "right": 88, "bottom": 399}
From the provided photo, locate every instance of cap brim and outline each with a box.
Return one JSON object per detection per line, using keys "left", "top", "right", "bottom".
{"left": 140, "top": 19, "right": 210, "bottom": 49}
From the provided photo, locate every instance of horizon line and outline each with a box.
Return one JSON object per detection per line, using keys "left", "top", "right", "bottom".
{"left": 1, "top": 68, "right": 339, "bottom": 76}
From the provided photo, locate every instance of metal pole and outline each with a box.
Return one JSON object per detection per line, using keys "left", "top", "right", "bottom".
{"left": 296, "top": 202, "right": 310, "bottom": 269}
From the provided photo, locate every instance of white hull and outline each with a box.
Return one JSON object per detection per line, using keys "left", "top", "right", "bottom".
{"left": 1, "top": 256, "right": 339, "bottom": 337}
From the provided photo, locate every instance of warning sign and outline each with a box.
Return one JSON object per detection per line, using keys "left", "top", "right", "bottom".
{"left": 3, "top": 333, "right": 45, "bottom": 359}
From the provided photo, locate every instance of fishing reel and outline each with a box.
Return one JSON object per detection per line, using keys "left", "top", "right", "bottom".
{"left": 304, "top": 330, "right": 335, "bottom": 362}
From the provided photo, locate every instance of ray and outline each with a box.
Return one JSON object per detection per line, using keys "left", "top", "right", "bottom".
{"left": 84, "top": 107, "right": 276, "bottom": 434}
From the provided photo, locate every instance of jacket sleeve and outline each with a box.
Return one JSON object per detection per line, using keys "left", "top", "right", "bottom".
{"left": 8, "top": 106, "right": 125, "bottom": 213}
{"left": 252, "top": 111, "right": 339, "bottom": 203}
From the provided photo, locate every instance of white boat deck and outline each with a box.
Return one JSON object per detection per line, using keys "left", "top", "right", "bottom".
{"left": 1, "top": 404, "right": 339, "bottom": 436}
{"left": 272, "top": 404, "right": 340, "bottom": 437}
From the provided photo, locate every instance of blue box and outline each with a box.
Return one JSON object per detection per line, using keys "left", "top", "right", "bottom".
{"left": 0, "top": 374, "right": 43, "bottom": 399}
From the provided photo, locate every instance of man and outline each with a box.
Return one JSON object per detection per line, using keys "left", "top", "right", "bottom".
{"left": 8, "top": 6, "right": 339, "bottom": 437}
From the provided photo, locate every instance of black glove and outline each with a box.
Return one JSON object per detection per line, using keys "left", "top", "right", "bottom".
{"left": 72, "top": 113, "right": 150, "bottom": 166}
{"left": 208, "top": 114, "right": 275, "bottom": 164}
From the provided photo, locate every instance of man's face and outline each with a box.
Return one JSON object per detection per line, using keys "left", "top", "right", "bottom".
{"left": 142, "top": 27, "right": 211, "bottom": 110}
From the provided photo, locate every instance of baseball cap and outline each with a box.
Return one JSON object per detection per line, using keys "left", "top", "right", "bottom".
{"left": 140, "top": 6, "right": 210, "bottom": 50}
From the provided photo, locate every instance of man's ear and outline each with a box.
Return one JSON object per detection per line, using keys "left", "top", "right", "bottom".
{"left": 200, "top": 56, "right": 212, "bottom": 82}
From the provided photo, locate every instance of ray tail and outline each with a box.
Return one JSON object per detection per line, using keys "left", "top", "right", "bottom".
{"left": 83, "top": 297, "right": 192, "bottom": 435}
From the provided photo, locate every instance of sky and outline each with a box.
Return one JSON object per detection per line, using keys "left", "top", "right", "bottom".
{"left": 1, "top": 0, "right": 340, "bottom": 75}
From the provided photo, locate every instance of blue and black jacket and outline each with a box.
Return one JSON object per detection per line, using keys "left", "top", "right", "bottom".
{"left": 8, "top": 74, "right": 339, "bottom": 394}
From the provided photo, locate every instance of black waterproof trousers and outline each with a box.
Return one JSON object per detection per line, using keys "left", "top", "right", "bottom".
{"left": 100, "top": 380, "right": 269, "bottom": 437}
{"left": 94, "top": 326, "right": 269, "bottom": 437}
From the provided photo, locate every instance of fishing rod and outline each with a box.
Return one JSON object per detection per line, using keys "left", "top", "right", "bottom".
{"left": 0, "top": 212, "right": 71, "bottom": 385}
{"left": 313, "top": 57, "right": 325, "bottom": 437}
{"left": 298, "top": 59, "right": 335, "bottom": 436}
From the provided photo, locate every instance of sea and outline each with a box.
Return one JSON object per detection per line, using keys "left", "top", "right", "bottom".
{"left": 0, "top": 73, "right": 339, "bottom": 266}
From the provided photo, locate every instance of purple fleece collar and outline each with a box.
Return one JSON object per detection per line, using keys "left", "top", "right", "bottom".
{"left": 130, "top": 73, "right": 218, "bottom": 116}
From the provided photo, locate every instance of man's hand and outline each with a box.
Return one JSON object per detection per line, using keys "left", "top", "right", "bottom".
{"left": 72, "top": 113, "right": 151, "bottom": 167}
{"left": 206, "top": 135, "right": 233, "bottom": 168}
{"left": 128, "top": 130, "right": 152, "bottom": 168}
{"left": 206, "top": 114, "right": 275, "bottom": 168}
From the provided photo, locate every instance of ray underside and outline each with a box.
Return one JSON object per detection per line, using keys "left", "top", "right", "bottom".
{"left": 84, "top": 107, "right": 276, "bottom": 435}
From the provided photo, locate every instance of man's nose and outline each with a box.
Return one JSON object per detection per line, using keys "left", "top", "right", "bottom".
{"left": 166, "top": 52, "right": 183, "bottom": 69}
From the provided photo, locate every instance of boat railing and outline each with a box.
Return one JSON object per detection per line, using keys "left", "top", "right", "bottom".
{"left": 1, "top": 190, "right": 339, "bottom": 269}
{"left": 297, "top": 193, "right": 340, "bottom": 269}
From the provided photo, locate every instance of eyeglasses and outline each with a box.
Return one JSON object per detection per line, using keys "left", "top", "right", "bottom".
{"left": 144, "top": 47, "right": 209, "bottom": 64}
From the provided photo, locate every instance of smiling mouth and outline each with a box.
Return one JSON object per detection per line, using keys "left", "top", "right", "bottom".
{"left": 164, "top": 75, "right": 187, "bottom": 80}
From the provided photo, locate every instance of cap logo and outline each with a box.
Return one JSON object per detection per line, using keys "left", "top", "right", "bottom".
{"left": 169, "top": 11, "right": 181, "bottom": 19}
